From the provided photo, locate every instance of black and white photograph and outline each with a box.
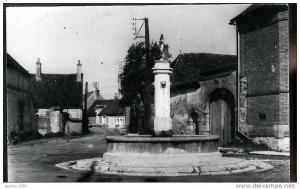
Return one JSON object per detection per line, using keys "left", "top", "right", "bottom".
{"left": 3, "top": 3, "right": 296, "bottom": 184}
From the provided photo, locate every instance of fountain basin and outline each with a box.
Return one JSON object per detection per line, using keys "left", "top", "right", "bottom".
{"left": 103, "top": 135, "right": 222, "bottom": 168}
{"left": 56, "top": 135, "right": 273, "bottom": 176}
{"left": 106, "top": 135, "right": 220, "bottom": 154}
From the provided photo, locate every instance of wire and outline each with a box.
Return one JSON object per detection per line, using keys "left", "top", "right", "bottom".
{"left": 136, "top": 21, "right": 145, "bottom": 37}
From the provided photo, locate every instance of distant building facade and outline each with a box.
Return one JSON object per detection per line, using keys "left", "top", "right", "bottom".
{"left": 31, "top": 59, "right": 84, "bottom": 135}
{"left": 88, "top": 99, "right": 126, "bottom": 129}
{"left": 6, "top": 54, "right": 37, "bottom": 138}
{"left": 170, "top": 53, "right": 237, "bottom": 146}
{"left": 230, "top": 4, "right": 289, "bottom": 151}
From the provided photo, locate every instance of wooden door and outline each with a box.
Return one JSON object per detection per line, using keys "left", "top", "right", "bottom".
{"left": 210, "top": 99, "right": 232, "bottom": 145}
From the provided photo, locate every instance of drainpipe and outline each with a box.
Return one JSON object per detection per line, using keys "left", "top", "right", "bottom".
{"left": 236, "top": 26, "right": 239, "bottom": 138}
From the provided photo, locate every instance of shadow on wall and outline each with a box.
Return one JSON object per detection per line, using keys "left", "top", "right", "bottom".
{"left": 171, "top": 95, "right": 191, "bottom": 135}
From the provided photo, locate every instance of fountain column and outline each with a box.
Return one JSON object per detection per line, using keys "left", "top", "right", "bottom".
{"left": 152, "top": 35, "right": 172, "bottom": 135}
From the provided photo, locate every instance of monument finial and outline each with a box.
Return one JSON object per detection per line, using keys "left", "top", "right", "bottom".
{"left": 159, "top": 34, "right": 164, "bottom": 56}
{"left": 163, "top": 45, "right": 169, "bottom": 61}
{"left": 159, "top": 34, "right": 169, "bottom": 61}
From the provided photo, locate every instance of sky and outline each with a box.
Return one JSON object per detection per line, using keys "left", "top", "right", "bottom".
{"left": 6, "top": 4, "right": 250, "bottom": 99}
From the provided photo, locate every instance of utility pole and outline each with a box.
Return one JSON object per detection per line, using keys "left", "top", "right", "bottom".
{"left": 118, "top": 61, "right": 124, "bottom": 99}
{"left": 82, "top": 82, "right": 88, "bottom": 134}
{"left": 132, "top": 17, "right": 151, "bottom": 132}
{"left": 92, "top": 81, "right": 99, "bottom": 90}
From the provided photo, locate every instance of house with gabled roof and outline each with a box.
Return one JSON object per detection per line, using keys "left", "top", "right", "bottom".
{"left": 87, "top": 97, "right": 126, "bottom": 129}
{"left": 31, "top": 59, "right": 84, "bottom": 135}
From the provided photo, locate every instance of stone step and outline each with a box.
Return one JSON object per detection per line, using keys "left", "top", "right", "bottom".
{"left": 218, "top": 147, "right": 244, "bottom": 154}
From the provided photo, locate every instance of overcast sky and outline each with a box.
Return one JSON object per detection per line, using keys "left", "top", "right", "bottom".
{"left": 6, "top": 4, "right": 249, "bottom": 99}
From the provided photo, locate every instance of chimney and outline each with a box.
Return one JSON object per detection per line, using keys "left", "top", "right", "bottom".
{"left": 36, "top": 58, "right": 42, "bottom": 81}
{"left": 76, "top": 60, "right": 82, "bottom": 82}
{"left": 95, "top": 89, "right": 100, "bottom": 97}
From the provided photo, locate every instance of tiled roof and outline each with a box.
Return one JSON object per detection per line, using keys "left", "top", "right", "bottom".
{"left": 171, "top": 53, "right": 236, "bottom": 89}
{"left": 87, "top": 91, "right": 105, "bottom": 110}
{"left": 87, "top": 99, "right": 125, "bottom": 116}
{"left": 31, "top": 74, "right": 83, "bottom": 109}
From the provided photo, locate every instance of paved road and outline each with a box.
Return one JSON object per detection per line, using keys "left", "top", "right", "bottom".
{"left": 7, "top": 127, "right": 290, "bottom": 182}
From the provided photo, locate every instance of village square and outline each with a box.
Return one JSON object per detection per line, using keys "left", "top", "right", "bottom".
{"left": 4, "top": 4, "right": 294, "bottom": 183}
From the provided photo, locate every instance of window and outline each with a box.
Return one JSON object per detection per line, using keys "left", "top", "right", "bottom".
{"left": 258, "top": 112, "right": 267, "bottom": 120}
{"left": 116, "top": 118, "right": 123, "bottom": 126}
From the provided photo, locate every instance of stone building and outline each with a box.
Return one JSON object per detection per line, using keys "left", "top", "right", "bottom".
{"left": 230, "top": 4, "right": 290, "bottom": 151}
{"left": 170, "top": 53, "right": 237, "bottom": 146}
{"left": 88, "top": 99, "right": 126, "bottom": 129}
{"left": 31, "top": 59, "right": 84, "bottom": 135}
{"left": 6, "top": 54, "right": 37, "bottom": 138}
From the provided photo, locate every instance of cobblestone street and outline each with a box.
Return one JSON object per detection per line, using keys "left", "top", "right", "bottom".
{"left": 7, "top": 127, "right": 290, "bottom": 182}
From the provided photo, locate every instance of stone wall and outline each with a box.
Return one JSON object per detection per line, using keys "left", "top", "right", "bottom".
{"left": 37, "top": 117, "right": 50, "bottom": 136}
{"left": 63, "top": 109, "right": 82, "bottom": 119}
{"left": 170, "top": 73, "right": 236, "bottom": 135}
{"left": 49, "top": 110, "right": 63, "bottom": 133}
{"left": 65, "top": 121, "right": 82, "bottom": 135}
{"left": 170, "top": 93, "right": 189, "bottom": 134}
{"left": 239, "top": 77, "right": 247, "bottom": 135}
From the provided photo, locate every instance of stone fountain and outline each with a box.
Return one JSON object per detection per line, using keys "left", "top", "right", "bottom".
{"left": 56, "top": 34, "right": 272, "bottom": 176}
{"left": 102, "top": 35, "right": 223, "bottom": 174}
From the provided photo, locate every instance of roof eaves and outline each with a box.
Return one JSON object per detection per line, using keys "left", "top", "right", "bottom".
{"left": 7, "top": 53, "right": 31, "bottom": 76}
{"left": 229, "top": 4, "right": 255, "bottom": 25}
{"left": 229, "top": 4, "right": 288, "bottom": 25}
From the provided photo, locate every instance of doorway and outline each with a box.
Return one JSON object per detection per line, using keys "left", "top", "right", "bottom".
{"left": 210, "top": 99, "right": 232, "bottom": 145}
{"left": 209, "top": 88, "right": 235, "bottom": 146}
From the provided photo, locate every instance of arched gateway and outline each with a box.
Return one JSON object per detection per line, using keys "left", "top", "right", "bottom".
{"left": 209, "top": 88, "right": 235, "bottom": 145}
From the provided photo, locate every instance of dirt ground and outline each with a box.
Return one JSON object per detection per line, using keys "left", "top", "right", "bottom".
{"left": 6, "top": 127, "right": 291, "bottom": 182}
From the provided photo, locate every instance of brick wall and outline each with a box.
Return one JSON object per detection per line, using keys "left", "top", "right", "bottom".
{"left": 278, "top": 17, "right": 289, "bottom": 91}
{"left": 279, "top": 93, "right": 289, "bottom": 125}
{"left": 247, "top": 94, "right": 279, "bottom": 137}
{"left": 239, "top": 10, "right": 289, "bottom": 137}
{"left": 240, "top": 22, "right": 280, "bottom": 95}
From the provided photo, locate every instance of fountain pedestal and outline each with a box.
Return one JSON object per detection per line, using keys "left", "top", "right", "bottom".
{"left": 152, "top": 59, "right": 172, "bottom": 135}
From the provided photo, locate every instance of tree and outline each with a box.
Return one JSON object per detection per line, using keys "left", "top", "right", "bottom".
{"left": 119, "top": 41, "right": 160, "bottom": 133}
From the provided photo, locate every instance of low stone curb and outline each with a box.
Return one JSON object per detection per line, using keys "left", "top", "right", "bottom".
{"left": 55, "top": 157, "right": 273, "bottom": 177}
{"left": 249, "top": 151, "right": 290, "bottom": 157}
